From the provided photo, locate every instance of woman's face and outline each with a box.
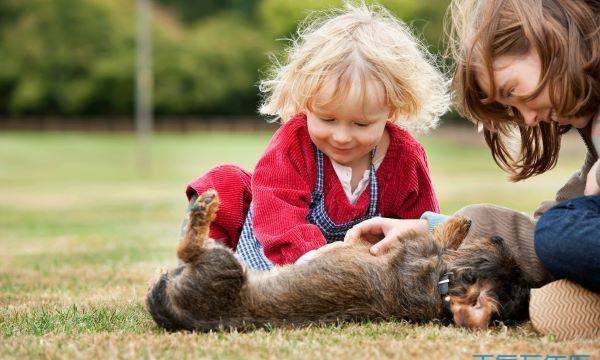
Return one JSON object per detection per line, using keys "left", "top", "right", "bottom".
{"left": 476, "top": 51, "right": 592, "bottom": 129}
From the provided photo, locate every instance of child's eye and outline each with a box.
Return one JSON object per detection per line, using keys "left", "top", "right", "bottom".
{"left": 320, "top": 117, "right": 335, "bottom": 122}
{"left": 354, "top": 122, "right": 370, "bottom": 127}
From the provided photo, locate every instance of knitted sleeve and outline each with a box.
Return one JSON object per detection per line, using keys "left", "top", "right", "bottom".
{"left": 391, "top": 142, "right": 440, "bottom": 219}
{"left": 453, "top": 204, "right": 551, "bottom": 286}
{"left": 534, "top": 126, "right": 596, "bottom": 218}
{"left": 595, "top": 159, "right": 600, "bottom": 192}
{"left": 451, "top": 133, "right": 599, "bottom": 287}
{"left": 533, "top": 152, "right": 590, "bottom": 218}
{"left": 447, "top": 123, "right": 600, "bottom": 287}
{"left": 450, "top": 156, "right": 587, "bottom": 287}
{"left": 251, "top": 117, "right": 327, "bottom": 265}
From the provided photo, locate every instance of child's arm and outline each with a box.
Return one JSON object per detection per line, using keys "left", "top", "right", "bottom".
{"left": 390, "top": 142, "right": 440, "bottom": 219}
{"left": 251, "top": 119, "right": 327, "bottom": 265}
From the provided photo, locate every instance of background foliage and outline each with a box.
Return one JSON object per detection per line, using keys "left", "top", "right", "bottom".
{"left": 0, "top": 0, "right": 450, "bottom": 117}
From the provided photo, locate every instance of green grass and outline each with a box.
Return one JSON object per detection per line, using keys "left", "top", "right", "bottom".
{"left": 0, "top": 128, "right": 598, "bottom": 359}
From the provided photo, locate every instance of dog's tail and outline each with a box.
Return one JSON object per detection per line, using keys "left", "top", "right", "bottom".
{"left": 146, "top": 190, "right": 248, "bottom": 331}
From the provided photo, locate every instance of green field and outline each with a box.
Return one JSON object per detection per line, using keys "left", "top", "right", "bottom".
{"left": 1, "top": 129, "right": 597, "bottom": 359}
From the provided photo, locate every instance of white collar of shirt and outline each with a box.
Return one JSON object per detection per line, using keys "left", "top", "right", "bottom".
{"left": 330, "top": 156, "right": 384, "bottom": 204}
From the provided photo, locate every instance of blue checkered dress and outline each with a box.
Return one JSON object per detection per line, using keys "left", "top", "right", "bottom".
{"left": 235, "top": 146, "right": 379, "bottom": 270}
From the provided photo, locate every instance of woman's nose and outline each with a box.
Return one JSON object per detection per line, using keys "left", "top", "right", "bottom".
{"left": 520, "top": 107, "right": 539, "bottom": 126}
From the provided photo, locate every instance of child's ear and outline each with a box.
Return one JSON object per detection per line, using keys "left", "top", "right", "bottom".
{"left": 432, "top": 216, "right": 471, "bottom": 250}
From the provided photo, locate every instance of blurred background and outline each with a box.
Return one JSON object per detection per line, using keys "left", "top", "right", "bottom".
{"left": 0, "top": 0, "right": 452, "bottom": 128}
{"left": 0, "top": 2, "right": 588, "bottom": 356}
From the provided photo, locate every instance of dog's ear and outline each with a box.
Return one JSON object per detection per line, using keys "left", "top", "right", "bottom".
{"left": 432, "top": 216, "right": 471, "bottom": 250}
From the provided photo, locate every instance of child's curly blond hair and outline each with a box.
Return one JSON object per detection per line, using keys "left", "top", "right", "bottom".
{"left": 259, "top": 2, "right": 449, "bottom": 133}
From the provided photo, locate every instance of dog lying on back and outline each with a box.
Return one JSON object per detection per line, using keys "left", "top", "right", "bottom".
{"left": 146, "top": 190, "right": 532, "bottom": 331}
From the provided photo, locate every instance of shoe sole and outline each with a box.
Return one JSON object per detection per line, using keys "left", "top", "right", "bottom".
{"left": 530, "top": 279, "right": 600, "bottom": 341}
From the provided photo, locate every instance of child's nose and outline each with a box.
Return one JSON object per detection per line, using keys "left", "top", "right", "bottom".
{"left": 332, "top": 129, "right": 352, "bottom": 144}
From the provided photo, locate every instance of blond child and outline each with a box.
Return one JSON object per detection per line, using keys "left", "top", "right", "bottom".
{"left": 186, "top": 2, "right": 449, "bottom": 269}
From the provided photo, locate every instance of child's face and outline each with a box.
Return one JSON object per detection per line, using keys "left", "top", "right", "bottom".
{"left": 306, "top": 78, "right": 390, "bottom": 167}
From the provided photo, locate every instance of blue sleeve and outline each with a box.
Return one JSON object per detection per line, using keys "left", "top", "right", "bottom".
{"left": 420, "top": 211, "right": 450, "bottom": 232}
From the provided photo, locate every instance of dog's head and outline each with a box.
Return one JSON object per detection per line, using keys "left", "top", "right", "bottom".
{"left": 444, "top": 235, "right": 530, "bottom": 329}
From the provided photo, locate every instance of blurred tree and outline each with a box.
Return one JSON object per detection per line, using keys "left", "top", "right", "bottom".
{"left": 156, "top": 0, "right": 259, "bottom": 23}
{"left": 0, "top": 0, "right": 134, "bottom": 116}
{"left": 0, "top": 0, "right": 24, "bottom": 26}
{"left": 0, "top": 0, "right": 270, "bottom": 117}
{"left": 0, "top": 0, "right": 454, "bottom": 118}
{"left": 258, "top": 0, "right": 341, "bottom": 39}
{"left": 152, "top": 12, "right": 270, "bottom": 115}
{"left": 258, "top": 0, "right": 450, "bottom": 52}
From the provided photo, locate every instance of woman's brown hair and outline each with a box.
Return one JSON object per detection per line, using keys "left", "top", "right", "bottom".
{"left": 447, "top": 0, "right": 600, "bottom": 181}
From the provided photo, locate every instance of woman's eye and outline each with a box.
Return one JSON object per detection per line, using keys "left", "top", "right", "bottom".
{"left": 506, "top": 88, "right": 515, "bottom": 98}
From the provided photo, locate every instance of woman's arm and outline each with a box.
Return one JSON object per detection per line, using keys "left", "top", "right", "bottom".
{"left": 453, "top": 204, "right": 550, "bottom": 286}
{"left": 585, "top": 160, "right": 600, "bottom": 196}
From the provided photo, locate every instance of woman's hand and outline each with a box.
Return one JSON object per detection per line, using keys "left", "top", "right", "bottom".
{"left": 584, "top": 159, "right": 600, "bottom": 196}
{"left": 344, "top": 217, "right": 428, "bottom": 256}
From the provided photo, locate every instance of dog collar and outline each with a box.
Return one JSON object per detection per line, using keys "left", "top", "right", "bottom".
{"left": 438, "top": 272, "right": 453, "bottom": 321}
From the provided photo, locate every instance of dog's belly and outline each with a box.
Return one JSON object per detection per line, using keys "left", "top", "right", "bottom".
{"left": 240, "top": 245, "right": 397, "bottom": 322}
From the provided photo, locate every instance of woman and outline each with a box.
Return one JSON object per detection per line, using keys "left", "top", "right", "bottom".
{"left": 345, "top": 0, "right": 599, "bottom": 340}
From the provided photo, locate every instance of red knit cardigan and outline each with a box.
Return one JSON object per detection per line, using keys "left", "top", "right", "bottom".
{"left": 188, "top": 114, "right": 439, "bottom": 265}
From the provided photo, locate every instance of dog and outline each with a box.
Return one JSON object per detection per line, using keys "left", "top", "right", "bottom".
{"left": 146, "top": 190, "right": 532, "bottom": 332}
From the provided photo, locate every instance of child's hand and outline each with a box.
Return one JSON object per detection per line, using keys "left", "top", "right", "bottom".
{"left": 585, "top": 159, "right": 600, "bottom": 196}
{"left": 344, "top": 217, "right": 428, "bottom": 256}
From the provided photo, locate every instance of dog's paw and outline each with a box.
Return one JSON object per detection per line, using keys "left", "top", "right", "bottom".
{"left": 190, "top": 189, "right": 220, "bottom": 224}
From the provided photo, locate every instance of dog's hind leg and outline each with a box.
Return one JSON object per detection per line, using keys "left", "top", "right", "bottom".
{"left": 177, "top": 189, "right": 220, "bottom": 263}
{"left": 148, "top": 189, "right": 250, "bottom": 331}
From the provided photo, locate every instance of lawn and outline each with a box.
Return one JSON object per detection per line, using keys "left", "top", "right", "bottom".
{"left": 0, "top": 127, "right": 597, "bottom": 359}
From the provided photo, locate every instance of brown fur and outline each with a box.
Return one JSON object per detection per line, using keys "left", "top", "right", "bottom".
{"left": 146, "top": 190, "right": 532, "bottom": 332}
